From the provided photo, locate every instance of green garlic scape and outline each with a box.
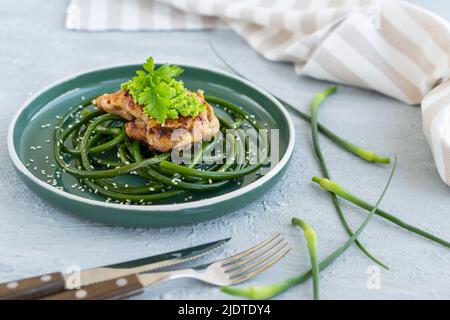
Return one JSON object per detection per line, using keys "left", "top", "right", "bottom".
{"left": 221, "top": 157, "right": 398, "bottom": 300}
{"left": 311, "top": 175, "right": 450, "bottom": 248}
{"left": 291, "top": 217, "right": 319, "bottom": 300}
{"left": 208, "top": 42, "right": 391, "bottom": 164}
{"left": 310, "top": 86, "right": 389, "bottom": 270}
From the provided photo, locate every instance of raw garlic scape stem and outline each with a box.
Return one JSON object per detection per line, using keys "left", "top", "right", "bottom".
{"left": 311, "top": 176, "right": 450, "bottom": 248}
{"left": 208, "top": 42, "right": 390, "bottom": 164}
{"left": 310, "top": 86, "right": 389, "bottom": 269}
{"left": 291, "top": 218, "right": 319, "bottom": 300}
{"left": 221, "top": 158, "right": 398, "bottom": 300}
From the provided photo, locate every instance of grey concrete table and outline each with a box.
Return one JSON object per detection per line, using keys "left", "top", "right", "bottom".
{"left": 1, "top": 0, "right": 449, "bottom": 300}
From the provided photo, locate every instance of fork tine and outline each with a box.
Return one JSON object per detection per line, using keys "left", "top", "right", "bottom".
{"left": 230, "top": 248, "right": 291, "bottom": 284}
{"left": 227, "top": 241, "right": 288, "bottom": 277}
{"left": 223, "top": 237, "right": 285, "bottom": 271}
{"left": 222, "top": 234, "right": 281, "bottom": 265}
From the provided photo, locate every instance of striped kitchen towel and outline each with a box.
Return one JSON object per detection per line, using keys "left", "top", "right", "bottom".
{"left": 66, "top": 0, "right": 450, "bottom": 186}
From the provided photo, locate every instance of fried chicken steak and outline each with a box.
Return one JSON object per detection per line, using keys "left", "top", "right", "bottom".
{"left": 93, "top": 90, "right": 220, "bottom": 152}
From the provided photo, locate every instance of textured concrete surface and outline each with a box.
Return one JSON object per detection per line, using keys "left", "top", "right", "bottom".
{"left": 1, "top": 0, "right": 450, "bottom": 300}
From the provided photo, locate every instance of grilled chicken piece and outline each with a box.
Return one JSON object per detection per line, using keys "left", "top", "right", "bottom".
{"left": 92, "top": 90, "right": 220, "bottom": 152}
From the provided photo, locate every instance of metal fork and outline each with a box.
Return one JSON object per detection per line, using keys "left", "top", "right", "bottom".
{"left": 43, "top": 234, "right": 290, "bottom": 300}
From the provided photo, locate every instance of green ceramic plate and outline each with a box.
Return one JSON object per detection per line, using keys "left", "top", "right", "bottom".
{"left": 8, "top": 64, "right": 295, "bottom": 227}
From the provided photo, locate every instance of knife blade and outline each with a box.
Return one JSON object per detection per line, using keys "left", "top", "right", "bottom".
{"left": 0, "top": 237, "right": 230, "bottom": 300}
{"left": 72, "top": 237, "right": 230, "bottom": 288}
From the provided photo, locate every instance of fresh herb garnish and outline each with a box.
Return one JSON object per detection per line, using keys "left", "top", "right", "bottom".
{"left": 121, "top": 57, "right": 205, "bottom": 124}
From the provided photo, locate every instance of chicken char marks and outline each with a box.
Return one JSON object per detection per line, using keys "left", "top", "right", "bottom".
{"left": 92, "top": 90, "right": 220, "bottom": 152}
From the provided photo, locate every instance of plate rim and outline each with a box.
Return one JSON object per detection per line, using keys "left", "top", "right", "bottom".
{"left": 7, "top": 63, "right": 295, "bottom": 213}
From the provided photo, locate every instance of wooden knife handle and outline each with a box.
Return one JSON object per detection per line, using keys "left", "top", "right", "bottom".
{"left": 0, "top": 272, "right": 65, "bottom": 300}
{"left": 42, "top": 274, "right": 144, "bottom": 300}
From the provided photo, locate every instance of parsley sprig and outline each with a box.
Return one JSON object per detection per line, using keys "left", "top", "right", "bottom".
{"left": 121, "top": 57, "right": 205, "bottom": 124}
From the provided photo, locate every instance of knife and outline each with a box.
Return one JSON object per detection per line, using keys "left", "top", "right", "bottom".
{"left": 0, "top": 238, "right": 230, "bottom": 300}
